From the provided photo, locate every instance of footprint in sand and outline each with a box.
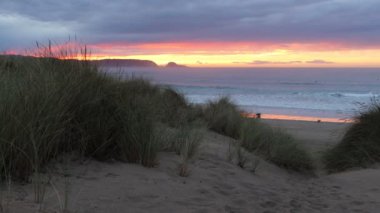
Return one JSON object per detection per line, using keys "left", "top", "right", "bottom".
{"left": 232, "top": 199, "right": 247, "bottom": 205}
{"left": 332, "top": 185, "right": 341, "bottom": 190}
{"left": 223, "top": 170, "right": 236, "bottom": 176}
{"left": 260, "top": 201, "right": 277, "bottom": 208}
{"left": 224, "top": 205, "right": 243, "bottom": 213}
{"left": 198, "top": 188, "right": 210, "bottom": 194}
{"left": 289, "top": 199, "right": 302, "bottom": 211}
{"left": 14, "top": 187, "right": 28, "bottom": 201}
{"left": 82, "top": 176, "right": 98, "bottom": 181}
{"left": 105, "top": 172, "right": 119, "bottom": 177}
{"left": 212, "top": 186, "right": 230, "bottom": 196}
{"left": 351, "top": 200, "right": 364, "bottom": 206}
{"left": 217, "top": 182, "right": 236, "bottom": 191}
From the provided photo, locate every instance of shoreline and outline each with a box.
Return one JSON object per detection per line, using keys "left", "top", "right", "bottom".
{"left": 244, "top": 112, "right": 353, "bottom": 123}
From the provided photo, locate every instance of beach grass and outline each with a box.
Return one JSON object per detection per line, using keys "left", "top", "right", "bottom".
{"left": 239, "top": 119, "right": 314, "bottom": 172}
{"left": 176, "top": 127, "right": 204, "bottom": 176}
{"left": 323, "top": 100, "right": 380, "bottom": 173}
{"left": 0, "top": 51, "right": 199, "bottom": 180}
{"left": 203, "top": 97, "right": 243, "bottom": 139}
{"left": 203, "top": 97, "right": 314, "bottom": 172}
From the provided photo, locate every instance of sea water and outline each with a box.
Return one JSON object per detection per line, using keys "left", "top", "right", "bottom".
{"left": 104, "top": 67, "right": 380, "bottom": 120}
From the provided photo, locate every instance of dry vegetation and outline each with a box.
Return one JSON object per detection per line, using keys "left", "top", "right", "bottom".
{"left": 324, "top": 100, "right": 380, "bottom": 172}
{"left": 204, "top": 98, "right": 314, "bottom": 172}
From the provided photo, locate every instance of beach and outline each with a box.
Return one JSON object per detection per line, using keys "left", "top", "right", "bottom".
{"left": 263, "top": 119, "right": 350, "bottom": 155}
{"left": 2, "top": 1, "right": 380, "bottom": 212}
{"left": 6, "top": 119, "right": 380, "bottom": 213}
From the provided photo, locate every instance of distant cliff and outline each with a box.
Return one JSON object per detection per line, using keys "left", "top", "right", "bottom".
{"left": 165, "top": 62, "right": 187, "bottom": 68}
{"left": 0, "top": 55, "right": 160, "bottom": 68}
{"left": 95, "top": 59, "right": 158, "bottom": 67}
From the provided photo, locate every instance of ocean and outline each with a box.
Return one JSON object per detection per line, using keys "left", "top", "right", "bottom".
{"left": 104, "top": 67, "right": 380, "bottom": 121}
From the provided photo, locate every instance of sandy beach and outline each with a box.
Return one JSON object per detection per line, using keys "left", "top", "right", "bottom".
{"left": 3, "top": 119, "right": 379, "bottom": 213}
{"left": 263, "top": 119, "right": 350, "bottom": 155}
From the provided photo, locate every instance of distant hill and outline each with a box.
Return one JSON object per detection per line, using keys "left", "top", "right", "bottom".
{"left": 0, "top": 55, "right": 160, "bottom": 68}
{"left": 165, "top": 62, "right": 187, "bottom": 68}
{"left": 0, "top": 54, "right": 35, "bottom": 61}
{"left": 95, "top": 59, "right": 158, "bottom": 67}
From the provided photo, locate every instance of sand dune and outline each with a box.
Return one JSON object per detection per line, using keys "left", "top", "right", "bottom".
{"left": 5, "top": 121, "right": 380, "bottom": 213}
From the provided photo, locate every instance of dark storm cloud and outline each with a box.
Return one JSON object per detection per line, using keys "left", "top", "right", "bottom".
{"left": 1, "top": 0, "right": 379, "bottom": 50}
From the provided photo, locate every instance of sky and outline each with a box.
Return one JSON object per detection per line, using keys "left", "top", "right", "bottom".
{"left": 0, "top": 0, "right": 379, "bottom": 67}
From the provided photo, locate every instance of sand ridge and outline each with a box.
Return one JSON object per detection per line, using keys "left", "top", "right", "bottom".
{"left": 3, "top": 122, "right": 380, "bottom": 213}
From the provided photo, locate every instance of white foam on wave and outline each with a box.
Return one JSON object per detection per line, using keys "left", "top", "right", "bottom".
{"left": 329, "top": 92, "right": 378, "bottom": 98}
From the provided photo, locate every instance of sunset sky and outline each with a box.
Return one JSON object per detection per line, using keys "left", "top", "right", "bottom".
{"left": 1, "top": 0, "right": 379, "bottom": 67}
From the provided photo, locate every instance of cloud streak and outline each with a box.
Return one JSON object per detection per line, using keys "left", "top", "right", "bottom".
{"left": 306, "top": 59, "right": 334, "bottom": 64}
{"left": 248, "top": 60, "right": 303, "bottom": 65}
{"left": 234, "top": 59, "right": 334, "bottom": 65}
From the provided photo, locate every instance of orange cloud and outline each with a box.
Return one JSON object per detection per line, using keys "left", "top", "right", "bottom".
{"left": 6, "top": 41, "right": 380, "bottom": 67}
{"left": 85, "top": 41, "right": 380, "bottom": 67}
{"left": 89, "top": 41, "right": 357, "bottom": 55}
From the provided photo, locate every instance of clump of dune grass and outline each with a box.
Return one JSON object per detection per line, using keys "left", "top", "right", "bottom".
{"left": 49, "top": 166, "right": 73, "bottom": 213}
{"left": 157, "top": 88, "right": 191, "bottom": 127}
{"left": 227, "top": 141, "right": 261, "bottom": 173}
{"left": 178, "top": 128, "right": 204, "bottom": 158}
{"left": 170, "top": 127, "right": 204, "bottom": 177}
{"left": 239, "top": 119, "right": 314, "bottom": 172}
{"left": 323, "top": 100, "right": 380, "bottom": 173}
{"left": 203, "top": 97, "right": 243, "bottom": 139}
{"left": 202, "top": 97, "right": 313, "bottom": 172}
{"left": 236, "top": 145, "right": 248, "bottom": 169}
{"left": 227, "top": 141, "right": 248, "bottom": 169}
{"left": 32, "top": 173, "right": 50, "bottom": 204}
